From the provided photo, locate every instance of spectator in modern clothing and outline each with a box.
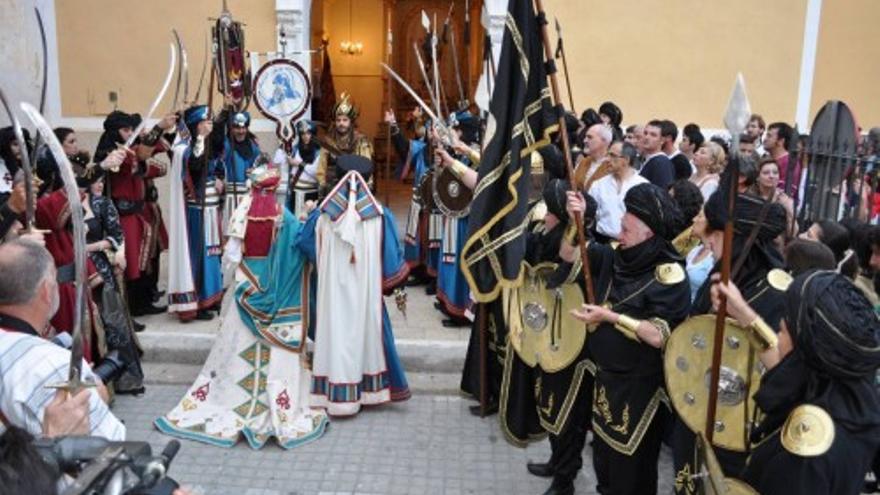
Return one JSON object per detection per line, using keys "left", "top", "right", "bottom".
{"left": 639, "top": 120, "right": 675, "bottom": 189}
{"left": 588, "top": 141, "right": 648, "bottom": 242}
{"left": 0, "top": 239, "right": 125, "bottom": 441}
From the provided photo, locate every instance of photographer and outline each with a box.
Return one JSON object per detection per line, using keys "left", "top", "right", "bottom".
{"left": 0, "top": 239, "right": 124, "bottom": 441}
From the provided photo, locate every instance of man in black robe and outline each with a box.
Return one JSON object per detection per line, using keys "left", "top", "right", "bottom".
{"left": 567, "top": 183, "right": 691, "bottom": 495}
{"left": 672, "top": 186, "right": 790, "bottom": 492}
{"left": 714, "top": 270, "right": 880, "bottom": 495}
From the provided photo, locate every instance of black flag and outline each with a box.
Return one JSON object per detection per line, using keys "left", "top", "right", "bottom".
{"left": 461, "top": 0, "right": 557, "bottom": 302}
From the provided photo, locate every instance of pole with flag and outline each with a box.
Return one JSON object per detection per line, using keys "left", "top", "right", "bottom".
{"left": 533, "top": 0, "right": 596, "bottom": 304}
{"left": 554, "top": 17, "right": 576, "bottom": 112}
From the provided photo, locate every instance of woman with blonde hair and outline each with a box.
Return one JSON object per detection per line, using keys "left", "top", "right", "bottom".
{"left": 689, "top": 141, "right": 725, "bottom": 201}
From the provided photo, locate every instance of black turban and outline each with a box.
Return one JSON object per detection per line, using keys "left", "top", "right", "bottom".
{"left": 623, "top": 183, "right": 683, "bottom": 240}
{"left": 543, "top": 179, "right": 569, "bottom": 222}
{"left": 785, "top": 270, "right": 880, "bottom": 378}
{"left": 102, "top": 111, "right": 136, "bottom": 133}
{"left": 703, "top": 190, "right": 786, "bottom": 242}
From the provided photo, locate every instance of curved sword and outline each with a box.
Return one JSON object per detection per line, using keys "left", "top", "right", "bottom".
{"left": 125, "top": 43, "right": 177, "bottom": 148}
{"left": 413, "top": 43, "right": 441, "bottom": 117}
{"left": 381, "top": 63, "right": 454, "bottom": 145}
{"left": 35, "top": 7, "right": 48, "bottom": 114}
{"left": 182, "top": 46, "right": 190, "bottom": 106}
{"left": 20, "top": 102, "right": 89, "bottom": 394}
{"left": 171, "top": 29, "right": 184, "bottom": 111}
{"left": 0, "top": 89, "right": 34, "bottom": 231}
{"left": 193, "top": 33, "right": 209, "bottom": 104}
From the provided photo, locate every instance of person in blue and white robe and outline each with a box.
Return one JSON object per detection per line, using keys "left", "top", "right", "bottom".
{"left": 300, "top": 155, "right": 410, "bottom": 416}
{"left": 167, "top": 105, "right": 225, "bottom": 321}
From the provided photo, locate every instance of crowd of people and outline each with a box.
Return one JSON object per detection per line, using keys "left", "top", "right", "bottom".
{"left": 2, "top": 80, "right": 880, "bottom": 493}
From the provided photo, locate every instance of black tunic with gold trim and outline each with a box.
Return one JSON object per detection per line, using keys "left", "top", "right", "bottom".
{"left": 587, "top": 237, "right": 691, "bottom": 492}
{"left": 672, "top": 191, "right": 790, "bottom": 494}
{"left": 742, "top": 271, "right": 880, "bottom": 494}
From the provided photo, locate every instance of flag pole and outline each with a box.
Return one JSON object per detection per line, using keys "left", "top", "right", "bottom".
{"left": 532, "top": 0, "right": 595, "bottom": 304}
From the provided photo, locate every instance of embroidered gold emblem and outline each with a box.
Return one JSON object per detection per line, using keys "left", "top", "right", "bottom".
{"left": 674, "top": 463, "right": 696, "bottom": 494}
{"left": 781, "top": 404, "right": 834, "bottom": 457}
{"left": 767, "top": 268, "right": 793, "bottom": 292}
{"left": 655, "top": 262, "right": 686, "bottom": 285}
{"left": 595, "top": 385, "right": 630, "bottom": 435}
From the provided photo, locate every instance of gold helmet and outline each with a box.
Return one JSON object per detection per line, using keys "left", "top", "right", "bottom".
{"left": 332, "top": 92, "right": 359, "bottom": 120}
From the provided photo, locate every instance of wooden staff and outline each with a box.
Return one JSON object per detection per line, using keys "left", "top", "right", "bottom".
{"left": 533, "top": 0, "right": 595, "bottom": 304}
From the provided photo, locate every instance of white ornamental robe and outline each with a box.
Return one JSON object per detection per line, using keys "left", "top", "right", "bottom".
{"left": 311, "top": 172, "right": 389, "bottom": 416}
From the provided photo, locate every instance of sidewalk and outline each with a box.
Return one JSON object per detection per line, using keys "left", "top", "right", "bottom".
{"left": 117, "top": 385, "right": 675, "bottom": 495}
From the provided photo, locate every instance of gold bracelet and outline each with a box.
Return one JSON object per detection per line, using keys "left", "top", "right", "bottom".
{"left": 747, "top": 315, "right": 778, "bottom": 350}
{"left": 449, "top": 159, "right": 469, "bottom": 178}
{"left": 614, "top": 314, "right": 642, "bottom": 342}
{"left": 563, "top": 224, "right": 578, "bottom": 244}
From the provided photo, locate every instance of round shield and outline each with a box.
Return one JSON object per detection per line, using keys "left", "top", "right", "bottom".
{"left": 433, "top": 168, "right": 473, "bottom": 218}
{"left": 664, "top": 314, "right": 764, "bottom": 452}
{"left": 252, "top": 59, "right": 312, "bottom": 148}
{"left": 418, "top": 169, "right": 436, "bottom": 210}
{"left": 505, "top": 262, "right": 586, "bottom": 373}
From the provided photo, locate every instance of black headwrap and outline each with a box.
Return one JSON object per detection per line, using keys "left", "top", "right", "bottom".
{"left": 95, "top": 110, "right": 137, "bottom": 163}
{"left": 623, "top": 183, "right": 683, "bottom": 241}
{"left": 785, "top": 270, "right": 880, "bottom": 378}
{"left": 543, "top": 178, "right": 569, "bottom": 222}
{"left": 752, "top": 270, "right": 880, "bottom": 441}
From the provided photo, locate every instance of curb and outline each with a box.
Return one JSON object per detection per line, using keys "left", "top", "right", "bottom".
{"left": 139, "top": 332, "right": 467, "bottom": 374}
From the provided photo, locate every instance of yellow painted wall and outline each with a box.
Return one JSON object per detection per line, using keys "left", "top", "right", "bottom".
{"left": 541, "top": 0, "right": 807, "bottom": 128}
{"left": 55, "top": 0, "right": 277, "bottom": 116}
{"left": 811, "top": 0, "right": 880, "bottom": 129}
{"left": 51, "top": 0, "right": 880, "bottom": 132}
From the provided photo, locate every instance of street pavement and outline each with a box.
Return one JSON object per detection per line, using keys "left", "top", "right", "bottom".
{"left": 120, "top": 179, "right": 674, "bottom": 494}
{"left": 115, "top": 385, "right": 674, "bottom": 495}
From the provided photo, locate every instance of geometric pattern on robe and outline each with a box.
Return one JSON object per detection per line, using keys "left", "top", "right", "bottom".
{"left": 155, "top": 208, "right": 328, "bottom": 449}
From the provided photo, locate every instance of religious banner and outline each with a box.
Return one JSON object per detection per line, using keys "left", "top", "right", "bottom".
{"left": 252, "top": 58, "right": 312, "bottom": 149}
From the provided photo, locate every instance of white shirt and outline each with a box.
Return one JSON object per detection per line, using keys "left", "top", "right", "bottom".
{"left": 588, "top": 172, "right": 649, "bottom": 239}
{"left": 0, "top": 330, "right": 126, "bottom": 440}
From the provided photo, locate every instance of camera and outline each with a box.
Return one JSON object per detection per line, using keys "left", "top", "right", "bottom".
{"left": 33, "top": 435, "right": 181, "bottom": 495}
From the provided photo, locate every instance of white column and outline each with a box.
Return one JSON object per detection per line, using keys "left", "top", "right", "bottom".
{"left": 276, "top": 0, "right": 312, "bottom": 120}
{"left": 474, "top": 0, "right": 508, "bottom": 113}
{"left": 795, "top": 0, "right": 823, "bottom": 131}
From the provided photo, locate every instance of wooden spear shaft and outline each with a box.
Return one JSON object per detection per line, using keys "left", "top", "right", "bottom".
{"left": 705, "top": 160, "right": 739, "bottom": 443}
{"left": 533, "top": 0, "right": 595, "bottom": 304}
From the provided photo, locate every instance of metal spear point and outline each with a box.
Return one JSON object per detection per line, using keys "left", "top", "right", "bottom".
{"left": 723, "top": 72, "right": 752, "bottom": 155}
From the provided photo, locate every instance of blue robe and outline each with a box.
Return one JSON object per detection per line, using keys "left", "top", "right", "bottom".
{"left": 183, "top": 146, "right": 224, "bottom": 308}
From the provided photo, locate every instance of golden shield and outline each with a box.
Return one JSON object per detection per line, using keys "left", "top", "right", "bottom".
{"left": 505, "top": 262, "right": 587, "bottom": 373}
{"left": 664, "top": 314, "right": 764, "bottom": 452}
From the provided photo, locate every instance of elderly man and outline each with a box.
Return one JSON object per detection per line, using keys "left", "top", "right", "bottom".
{"left": 574, "top": 123, "right": 613, "bottom": 192}
{"left": 564, "top": 183, "right": 691, "bottom": 495}
{"left": 0, "top": 239, "right": 125, "bottom": 441}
